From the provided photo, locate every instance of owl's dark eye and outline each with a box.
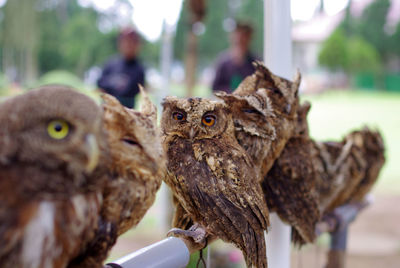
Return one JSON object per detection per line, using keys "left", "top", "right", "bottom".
{"left": 242, "top": 109, "right": 263, "bottom": 115}
{"left": 173, "top": 112, "right": 186, "bottom": 121}
{"left": 122, "top": 138, "right": 139, "bottom": 146}
{"left": 202, "top": 115, "right": 216, "bottom": 127}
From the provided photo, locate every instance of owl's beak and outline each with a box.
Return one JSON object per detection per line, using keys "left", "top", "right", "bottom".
{"left": 84, "top": 134, "right": 100, "bottom": 173}
{"left": 189, "top": 128, "right": 198, "bottom": 140}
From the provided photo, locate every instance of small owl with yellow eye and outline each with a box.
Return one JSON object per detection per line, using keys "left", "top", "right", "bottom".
{"left": 162, "top": 97, "right": 269, "bottom": 268}
{"left": 0, "top": 85, "right": 109, "bottom": 268}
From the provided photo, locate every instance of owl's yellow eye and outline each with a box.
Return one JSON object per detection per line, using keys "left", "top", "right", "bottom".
{"left": 47, "top": 120, "right": 69, "bottom": 140}
{"left": 173, "top": 112, "right": 186, "bottom": 121}
{"left": 202, "top": 115, "right": 216, "bottom": 127}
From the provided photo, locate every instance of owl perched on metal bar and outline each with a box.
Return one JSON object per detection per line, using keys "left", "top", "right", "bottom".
{"left": 0, "top": 86, "right": 109, "bottom": 268}
{"left": 162, "top": 97, "right": 269, "bottom": 268}
{"left": 68, "top": 88, "right": 165, "bottom": 267}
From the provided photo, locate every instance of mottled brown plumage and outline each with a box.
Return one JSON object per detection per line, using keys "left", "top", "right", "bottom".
{"left": 162, "top": 97, "right": 269, "bottom": 268}
{"left": 318, "top": 127, "right": 385, "bottom": 213}
{"left": 0, "top": 86, "right": 108, "bottom": 268}
{"left": 347, "top": 128, "right": 385, "bottom": 203}
{"left": 69, "top": 89, "right": 165, "bottom": 267}
{"left": 216, "top": 61, "right": 301, "bottom": 178}
{"left": 215, "top": 63, "right": 320, "bottom": 245}
{"left": 262, "top": 102, "right": 320, "bottom": 245}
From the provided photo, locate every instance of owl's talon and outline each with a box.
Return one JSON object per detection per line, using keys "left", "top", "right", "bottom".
{"left": 167, "top": 226, "right": 207, "bottom": 247}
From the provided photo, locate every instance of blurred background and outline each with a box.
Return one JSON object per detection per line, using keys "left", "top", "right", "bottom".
{"left": 0, "top": 0, "right": 399, "bottom": 267}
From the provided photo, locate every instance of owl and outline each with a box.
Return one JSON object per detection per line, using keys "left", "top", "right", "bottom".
{"left": 0, "top": 85, "right": 109, "bottom": 268}
{"left": 68, "top": 88, "right": 165, "bottom": 267}
{"left": 215, "top": 61, "right": 301, "bottom": 178}
{"left": 318, "top": 127, "right": 385, "bottom": 213}
{"left": 261, "top": 102, "right": 320, "bottom": 245}
{"left": 347, "top": 128, "right": 385, "bottom": 203}
{"left": 215, "top": 64, "right": 320, "bottom": 245}
{"left": 162, "top": 97, "right": 269, "bottom": 268}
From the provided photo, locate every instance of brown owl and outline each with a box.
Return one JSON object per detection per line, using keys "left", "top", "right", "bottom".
{"left": 215, "top": 64, "right": 320, "bottom": 245}
{"left": 318, "top": 127, "right": 385, "bottom": 213}
{"left": 0, "top": 85, "right": 108, "bottom": 268}
{"left": 68, "top": 88, "right": 165, "bottom": 267}
{"left": 215, "top": 61, "right": 301, "bottom": 178}
{"left": 162, "top": 97, "right": 269, "bottom": 268}
{"left": 261, "top": 102, "right": 320, "bottom": 245}
{"left": 346, "top": 128, "right": 385, "bottom": 203}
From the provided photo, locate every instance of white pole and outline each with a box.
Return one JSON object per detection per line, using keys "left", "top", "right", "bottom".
{"left": 264, "top": 1, "right": 292, "bottom": 268}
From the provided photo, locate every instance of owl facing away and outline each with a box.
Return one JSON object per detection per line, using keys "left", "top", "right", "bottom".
{"left": 68, "top": 89, "right": 165, "bottom": 267}
{"left": 0, "top": 85, "right": 109, "bottom": 268}
{"left": 162, "top": 97, "right": 269, "bottom": 268}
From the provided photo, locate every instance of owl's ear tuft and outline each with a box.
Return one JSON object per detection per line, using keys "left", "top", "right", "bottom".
{"left": 292, "top": 69, "right": 302, "bottom": 97}
{"left": 139, "top": 85, "right": 157, "bottom": 124}
{"left": 101, "top": 93, "right": 122, "bottom": 108}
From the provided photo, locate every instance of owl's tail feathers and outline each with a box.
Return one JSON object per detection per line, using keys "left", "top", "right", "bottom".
{"left": 241, "top": 228, "right": 268, "bottom": 268}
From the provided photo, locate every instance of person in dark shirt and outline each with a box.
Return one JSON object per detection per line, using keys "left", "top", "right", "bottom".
{"left": 97, "top": 28, "right": 145, "bottom": 108}
{"left": 212, "top": 22, "right": 258, "bottom": 93}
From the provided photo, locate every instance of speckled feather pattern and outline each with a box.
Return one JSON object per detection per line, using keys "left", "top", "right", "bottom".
{"left": 162, "top": 97, "right": 269, "bottom": 268}
{"left": 68, "top": 91, "right": 165, "bottom": 267}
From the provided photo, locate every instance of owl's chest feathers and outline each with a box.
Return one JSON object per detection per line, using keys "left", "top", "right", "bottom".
{"left": 0, "top": 192, "right": 102, "bottom": 268}
{"left": 165, "top": 137, "right": 255, "bottom": 215}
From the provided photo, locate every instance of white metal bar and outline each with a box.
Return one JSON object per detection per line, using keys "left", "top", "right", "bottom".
{"left": 264, "top": 1, "right": 292, "bottom": 268}
{"left": 106, "top": 237, "right": 190, "bottom": 268}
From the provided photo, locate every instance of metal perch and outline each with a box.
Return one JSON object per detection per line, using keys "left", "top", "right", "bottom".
{"left": 106, "top": 196, "right": 373, "bottom": 268}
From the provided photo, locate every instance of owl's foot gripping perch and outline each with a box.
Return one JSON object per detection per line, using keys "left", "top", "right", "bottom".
{"left": 167, "top": 223, "right": 208, "bottom": 251}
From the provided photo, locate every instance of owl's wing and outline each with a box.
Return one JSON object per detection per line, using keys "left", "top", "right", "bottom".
{"left": 263, "top": 137, "right": 320, "bottom": 245}
{"left": 201, "top": 142, "right": 269, "bottom": 268}
{"left": 172, "top": 195, "right": 193, "bottom": 230}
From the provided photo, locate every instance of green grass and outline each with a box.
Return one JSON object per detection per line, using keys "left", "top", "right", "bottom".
{"left": 301, "top": 89, "right": 400, "bottom": 194}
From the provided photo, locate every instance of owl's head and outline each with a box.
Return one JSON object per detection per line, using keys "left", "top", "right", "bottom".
{"left": 216, "top": 62, "right": 302, "bottom": 139}
{"left": 101, "top": 87, "right": 165, "bottom": 180}
{"left": 0, "top": 85, "right": 106, "bottom": 178}
{"left": 294, "top": 101, "right": 311, "bottom": 137}
{"left": 161, "top": 97, "right": 232, "bottom": 140}
{"left": 215, "top": 88, "right": 276, "bottom": 139}
{"left": 232, "top": 61, "right": 301, "bottom": 116}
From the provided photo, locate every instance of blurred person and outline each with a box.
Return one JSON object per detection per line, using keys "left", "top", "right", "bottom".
{"left": 212, "top": 22, "right": 258, "bottom": 93}
{"left": 97, "top": 27, "right": 145, "bottom": 108}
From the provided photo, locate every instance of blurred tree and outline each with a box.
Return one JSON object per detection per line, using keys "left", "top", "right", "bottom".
{"left": 174, "top": 0, "right": 263, "bottom": 66}
{"left": 236, "top": 0, "right": 263, "bottom": 58}
{"left": 0, "top": 0, "right": 160, "bottom": 83}
{"left": 1, "top": 0, "right": 38, "bottom": 84}
{"left": 346, "top": 37, "right": 382, "bottom": 74}
{"left": 318, "top": 28, "right": 348, "bottom": 71}
{"left": 197, "top": 0, "right": 230, "bottom": 65}
{"left": 319, "top": 27, "right": 381, "bottom": 74}
{"left": 357, "top": 0, "right": 391, "bottom": 59}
